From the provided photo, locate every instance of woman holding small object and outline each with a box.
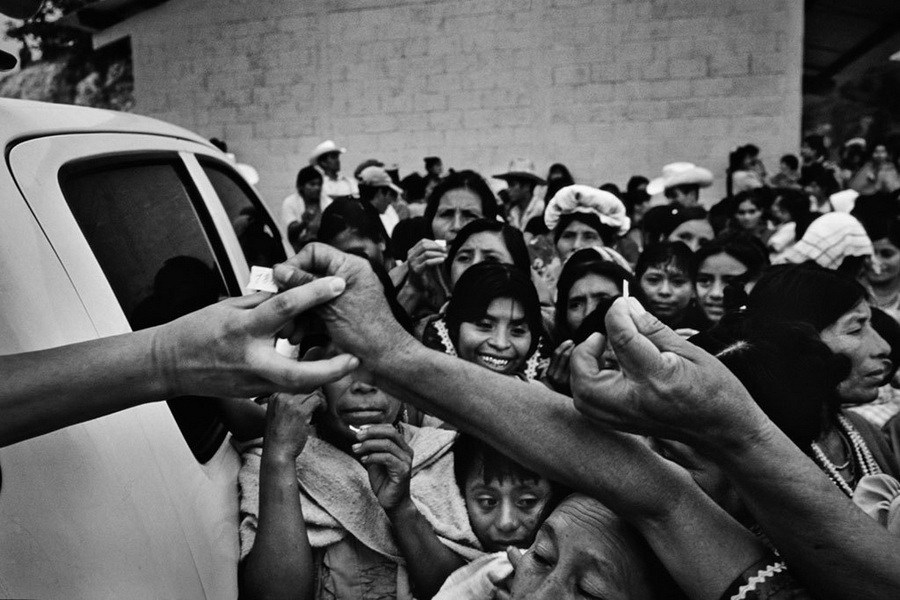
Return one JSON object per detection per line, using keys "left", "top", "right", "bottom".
{"left": 393, "top": 171, "right": 500, "bottom": 319}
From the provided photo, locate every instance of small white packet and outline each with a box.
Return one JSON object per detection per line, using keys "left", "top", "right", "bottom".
{"left": 247, "top": 266, "right": 278, "bottom": 293}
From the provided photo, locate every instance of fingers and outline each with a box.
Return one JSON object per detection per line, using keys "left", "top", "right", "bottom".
{"left": 274, "top": 242, "right": 345, "bottom": 288}
{"left": 602, "top": 298, "right": 675, "bottom": 377}
{"left": 255, "top": 351, "right": 359, "bottom": 393}
{"left": 248, "top": 278, "right": 346, "bottom": 334}
{"left": 569, "top": 332, "right": 607, "bottom": 383}
{"left": 506, "top": 546, "right": 523, "bottom": 569}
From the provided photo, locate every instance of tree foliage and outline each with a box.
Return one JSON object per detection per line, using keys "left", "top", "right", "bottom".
{"left": 5, "top": 0, "right": 96, "bottom": 59}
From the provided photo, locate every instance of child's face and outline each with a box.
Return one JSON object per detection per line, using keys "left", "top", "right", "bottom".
{"left": 464, "top": 469, "right": 553, "bottom": 552}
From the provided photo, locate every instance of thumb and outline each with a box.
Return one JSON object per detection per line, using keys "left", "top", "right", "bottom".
{"left": 603, "top": 298, "right": 686, "bottom": 376}
{"left": 506, "top": 546, "right": 524, "bottom": 569}
{"left": 569, "top": 333, "right": 606, "bottom": 380}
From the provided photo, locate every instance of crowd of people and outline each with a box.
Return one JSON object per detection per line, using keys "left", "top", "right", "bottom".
{"left": 228, "top": 136, "right": 900, "bottom": 599}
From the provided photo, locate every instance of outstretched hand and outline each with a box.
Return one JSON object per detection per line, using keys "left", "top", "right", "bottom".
{"left": 273, "top": 243, "right": 416, "bottom": 366}
{"left": 569, "top": 297, "right": 767, "bottom": 449}
{"left": 154, "top": 276, "right": 358, "bottom": 398}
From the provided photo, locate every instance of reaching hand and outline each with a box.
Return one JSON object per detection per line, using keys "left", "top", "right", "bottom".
{"left": 263, "top": 391, "right": 324, "bottom": 461}
{"left": 154, "top": 276, "right": 358, "bottom": 398}
{"left": 544, "top": 339, "right": 574, "bottom": 393}
{"left": 273, "top": 243, "right": 416, "bottom": 367}
{"left": 569, "top": 297, "right": 767, "bottom": 450}
{"left": 352, "top": 424, "right": 413, "bottom": 513}
{"left": 406, "top": 238, "right": 448, "bottom": 277}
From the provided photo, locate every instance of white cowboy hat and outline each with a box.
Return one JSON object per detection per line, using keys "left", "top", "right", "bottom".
{"left": 493, "top": 158, "right": 546, "bottom": 185}
{"left": 309, "top": 140, "right": 346, "bottom": 164}
{"left": 646, "top": 162, "right": 714, "bottom": 196}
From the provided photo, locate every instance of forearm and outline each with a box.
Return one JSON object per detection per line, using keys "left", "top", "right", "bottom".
{"left": 387, "top": 498, "right": 465, "bottom": 599}
{"left": 0, "top": 328, "right": 168, "bottom": 446}
{"left": 240, "top": 451, "right": 314, "bottom": 600}
{"left": 634, "top": 470, "right": 770, "bottom": 600}
{"left": 709, "top": 419, "right": 900, "bottom": 600}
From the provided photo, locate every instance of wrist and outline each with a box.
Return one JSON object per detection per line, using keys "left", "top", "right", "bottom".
{"left": 385, "top": 496, "right": 416, "bottom": 521}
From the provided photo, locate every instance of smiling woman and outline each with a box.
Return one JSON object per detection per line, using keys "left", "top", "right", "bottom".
{"left": 445, "top": 262, "right": 543, "bottom": 378}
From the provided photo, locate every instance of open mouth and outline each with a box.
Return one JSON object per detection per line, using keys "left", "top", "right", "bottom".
{"left": 477, "top": 354, "right": 513, "bottom": 372}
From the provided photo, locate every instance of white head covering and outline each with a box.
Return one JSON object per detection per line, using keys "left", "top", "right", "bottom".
{"left": 774, "top": 212, "right": 873, "bottom": 271}
{"left": 646, "top": 162, "right": 714, "bottom": 196}
{"left": 544, "top": 184, "right": 630, "bottom": 236}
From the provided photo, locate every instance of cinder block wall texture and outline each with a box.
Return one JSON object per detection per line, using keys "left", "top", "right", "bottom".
{"left": 98, "top": 0, "right": 803, "bottom": 213}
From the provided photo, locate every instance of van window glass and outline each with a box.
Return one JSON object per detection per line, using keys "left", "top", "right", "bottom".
{"left": 59, "top": 155, "right": 232, "bottom": 463}
{"left": 200, "top": 160, "right": 286, "bottom": 267}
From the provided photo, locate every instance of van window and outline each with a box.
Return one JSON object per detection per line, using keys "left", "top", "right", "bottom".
{"left": 200, "top": 159, "right": 286, "bottom": 267}
{"left": 59, "top": 154, "right": 234, "bottom": 463}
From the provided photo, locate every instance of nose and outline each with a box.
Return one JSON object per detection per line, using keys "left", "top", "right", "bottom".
{"left": 489, "top": 327, "right": 511, "bottom": 350}
{"left": 658, "top": 279, "right": 673, "bottom": 296}
{"left": 573, "top": 233, "right": 589, "bottom": 251}
{"left": 496, "top": 500, "right": 520, "bottom": 533}
{"left": 872, "top": 329, "right": 891, "bottom": 360}
{"left": 451, "top": 210, "right": 465, "bottom": 233}
{"left": 709, "top": 279, "right": 725, "bottom": 300}
{"left": 350, "top": 372, "right": 377, "bottom": 393}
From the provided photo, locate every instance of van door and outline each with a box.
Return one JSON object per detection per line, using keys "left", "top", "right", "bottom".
{"left": 0, "top": 133, "right": 277, "bottom": 598}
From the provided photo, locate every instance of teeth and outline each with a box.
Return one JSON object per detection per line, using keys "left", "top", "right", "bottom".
{"left": 479, "top": 355, "right": 510, "bottom": 369}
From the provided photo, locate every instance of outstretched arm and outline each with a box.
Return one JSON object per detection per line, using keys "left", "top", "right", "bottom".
{"left": 273, "top": 245, "right": 778, "bottom": 600}
{"left": 569, "top": 297, "right": 900, "bottom": 600}
{"left": 0, "top": 278, "right": 358, "bottom": 447}
{"left": 240, "top": 392, "right": 320, "bottom": 600}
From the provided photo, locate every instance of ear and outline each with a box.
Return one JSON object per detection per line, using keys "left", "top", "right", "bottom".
{"left": 0, "top": 0, "right": 44, "bottom": 19}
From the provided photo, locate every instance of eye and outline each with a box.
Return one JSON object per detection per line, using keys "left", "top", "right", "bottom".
{"left": 474, "top": 319, "right": 493, "bottom": 331}
{"left": 455, "top": 252, "right": 472, "bottom": 263}
{"left": 671, "top": 277, "right": 690, "bottom": 287}
{"left": 463, "top": 211, "right": 481, "bottom": 220}
{"left": 583, "top": 231, "right": 600, "bottom": 241}
{"left": 561, "top": 232, "right": 576, "bottom": 240}
{"left": 696, "top": 275, "right": 712, "bottom": 287}
{"left": 530, "top": 547, "right": 553, "bottom": 567}
{"left": 438, "top": 210, "right": 454, "bottom": 219}
{"left": 475, "top": 496, "right": 498, "bottom": 509}
{"left": 516, "top": 496, "right": 540, "bottom": 509}
{"left": 643, "top": 275, "right": 662, "bottom": 285}
{"left": 568, "top": 299, "right": 585, "bottom": 311}
{"left": 510, "top": 324, "right": 531, "bottom": 338}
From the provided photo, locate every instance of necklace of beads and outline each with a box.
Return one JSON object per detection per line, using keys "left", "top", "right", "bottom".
{"left": 810, "top": 414, "right": 881, "bottom": 497}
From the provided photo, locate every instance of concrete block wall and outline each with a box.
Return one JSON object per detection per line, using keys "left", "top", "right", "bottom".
{"left": 97, "top": 0, "right": 803, "bottom": 213}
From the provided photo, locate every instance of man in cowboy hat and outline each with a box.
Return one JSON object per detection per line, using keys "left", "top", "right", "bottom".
{"left": 309, "top": 139, "right": 358, "bottom": 209}
{"left": 493, "top": 158, "right": 547, "bottom": 230}
{"left": 646, "top": 162, "right": 714, "bottom": 208}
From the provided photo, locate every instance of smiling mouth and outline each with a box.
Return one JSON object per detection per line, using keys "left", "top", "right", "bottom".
{"left": 478, "top": 354, "right": 513, "bottom": 371}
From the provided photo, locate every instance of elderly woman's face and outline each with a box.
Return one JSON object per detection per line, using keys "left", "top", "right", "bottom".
{"left": 510, "top": 495, "right": 655, "bottom": 600}
{"left": 556, "top": 221, "right": 602, "bottom": 261}
{"left": 432, "top": 188, "right": 484, "bottom": 242}
{"left": 820, "top": 300, "right": 892, "bottom": 404}
{"left": 450, "top": 231, "right": 514, "bottom": 287}
{"left": 320, "top": 366, "right": 402, "bottom": 441}
{"left": 566, "top": 273, "right": 621, "bottom": 334}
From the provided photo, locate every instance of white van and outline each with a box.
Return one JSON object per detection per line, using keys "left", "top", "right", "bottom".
{"left": 0, "top": 98, "right": 287, "bottom": 598}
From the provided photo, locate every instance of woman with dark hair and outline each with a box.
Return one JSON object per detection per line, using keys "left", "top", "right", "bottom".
{"left": 424, "top": 262, "right": 545, "bottom": 385}
{"left": 727, "top": 143, "right": 766, "bottom": 197}
{"left": 849, "top": 143, "right": 900, "bottom": 196}
{"left": 641, "top": 205, "right": 714, "bottom": 253}
{"left": 767, "top": 187, "right": 814, "bottom": 259}
{"left": 396, "top": 170, "right": 500, "bottom": 319}
{"left": 541, "top": 163, "right": 575, "bottom": 205}
{"left": 634, "top": 242, "right": 703, "bottom": 332}
{"left": 444, "top": 219, "right": 531, "bottom": 289}
{"left": 699, "top": 263, "right": 898, "bottom": 498}
{"left": 727, "top": 188, "right": 772, "bottom": 243}
{"left": 317, "top": 197, "right": 394, "bottom": 270}
{"left": 543, "top": 248, "right": 634, "bottom": 393}
{"left": 866, "top": 219, "right": 900, "bottom": 323}
{"left": 694, "top": 235, "right": 769, "bottom": 326}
